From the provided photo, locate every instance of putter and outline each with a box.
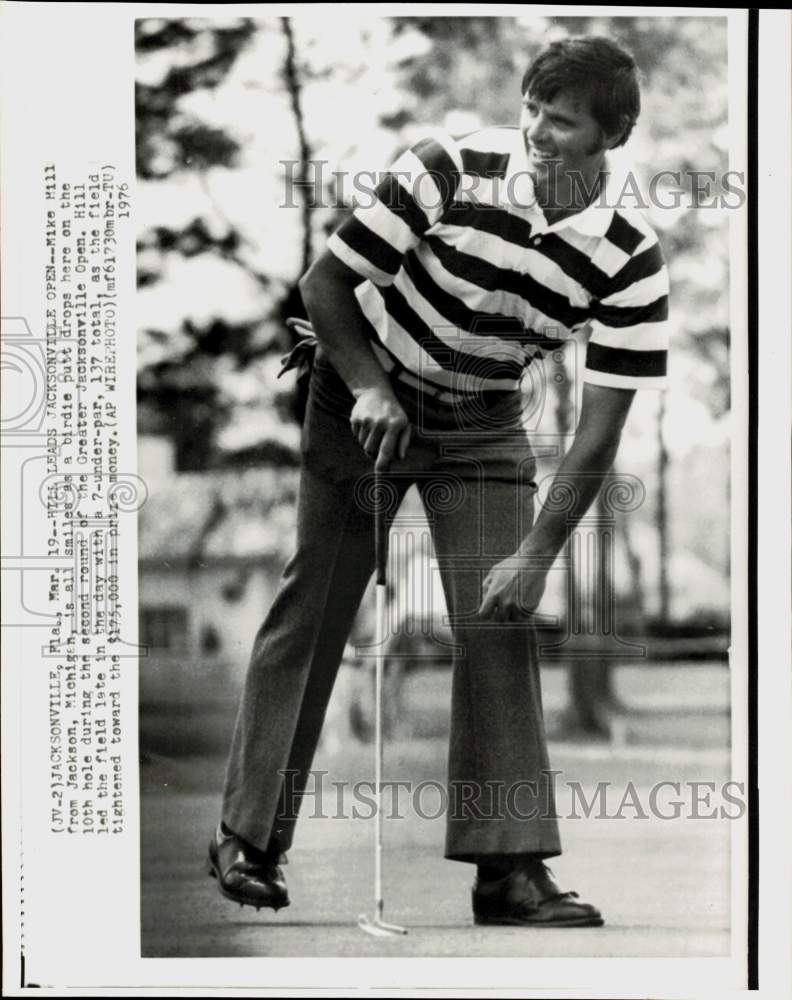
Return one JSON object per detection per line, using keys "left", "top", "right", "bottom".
{"left": 358, "top": 470, "right": 408, "bottom": 938}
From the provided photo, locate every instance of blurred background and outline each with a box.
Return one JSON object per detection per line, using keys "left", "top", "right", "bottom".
{"left": 135, "top": 14, "right": 731, "bottom": 757}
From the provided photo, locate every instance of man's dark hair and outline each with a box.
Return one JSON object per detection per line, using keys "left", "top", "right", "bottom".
{"left": 521, "top": 36, "right": 641, "bottom": 148}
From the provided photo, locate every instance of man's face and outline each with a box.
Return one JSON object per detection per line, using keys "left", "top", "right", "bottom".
{"left": 520, "top": 88, "right": 613, "bottom": 192}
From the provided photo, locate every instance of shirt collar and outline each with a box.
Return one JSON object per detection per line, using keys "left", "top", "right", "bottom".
{"left": 504, "top": 128, "right": 621, "bottom": 238}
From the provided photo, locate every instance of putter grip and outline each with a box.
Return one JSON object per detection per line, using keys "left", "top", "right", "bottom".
{"left": 374, "top": 472, "right": 389, "bottom": 586}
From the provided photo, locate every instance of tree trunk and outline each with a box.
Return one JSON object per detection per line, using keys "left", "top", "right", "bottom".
{"left": 280, "top": 17, "right": 316, "bottom": 424}
{"left": 281, "top": 17, "right": 313, "bottom": 279}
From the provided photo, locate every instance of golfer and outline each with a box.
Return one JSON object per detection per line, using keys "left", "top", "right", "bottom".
{"left": 209, "top": 35, "right": 669, "bottom": 928}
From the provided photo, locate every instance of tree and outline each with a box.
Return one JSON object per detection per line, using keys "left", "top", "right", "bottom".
{"left": 136, "top": 17, "right": 315, "bottom": 468}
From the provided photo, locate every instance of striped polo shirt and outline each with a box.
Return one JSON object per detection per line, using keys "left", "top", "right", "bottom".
{"left": 326, "top": 126, "right": 669, "bottom": 404}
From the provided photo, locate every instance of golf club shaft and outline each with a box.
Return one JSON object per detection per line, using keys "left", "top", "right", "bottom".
{"left": 375, "top": 582, "right": 385, "bottom": 916}
{"left": 373, "top": 470, "right": 388, "bottom": 916}
{"left": 357, "top": 471, "right": 408, "bottom": 936}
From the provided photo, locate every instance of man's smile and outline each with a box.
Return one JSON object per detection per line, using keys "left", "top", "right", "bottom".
{"left": 527, "top": 144, "right": 560, "bottom": 164}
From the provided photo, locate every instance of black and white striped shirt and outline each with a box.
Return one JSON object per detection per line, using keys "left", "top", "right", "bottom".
{"left": 327, "top": 126, "right": 669, "bottom": 404}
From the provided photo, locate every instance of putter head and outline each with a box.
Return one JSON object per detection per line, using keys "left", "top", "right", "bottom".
{"left": 358, "top": 913, "right": 408, "bottom": 937}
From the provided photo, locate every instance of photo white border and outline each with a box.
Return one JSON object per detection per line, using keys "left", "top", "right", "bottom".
{"left": 1, "top": 4, "right": 789, "bottom": 996}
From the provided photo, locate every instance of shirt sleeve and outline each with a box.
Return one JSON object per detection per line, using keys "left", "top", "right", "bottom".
{"left": 326, "top": 131, "right": 463, "bottom": 287}
{"left": 584, "top": 230, "right": 670, "bottom": 391}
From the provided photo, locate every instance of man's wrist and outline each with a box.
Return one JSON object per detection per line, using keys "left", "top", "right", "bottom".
{"left": 517, "top": 529, "right": 564, "bottom": 564}
{"left": 350, "top": 379, "right": 396, "bottom": 403}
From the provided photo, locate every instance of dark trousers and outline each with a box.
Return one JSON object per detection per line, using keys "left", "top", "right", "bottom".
{"left": 221, "top": 355, "right": 561, "bottom": 863}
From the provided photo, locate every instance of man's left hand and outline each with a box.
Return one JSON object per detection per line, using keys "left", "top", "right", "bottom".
{"left": 477, "top": 554, "right": 547, "bottom": 622}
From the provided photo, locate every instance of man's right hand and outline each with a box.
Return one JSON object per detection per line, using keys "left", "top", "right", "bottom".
{"left": 350, "top": 387, "right": 411, "bottom": 472}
